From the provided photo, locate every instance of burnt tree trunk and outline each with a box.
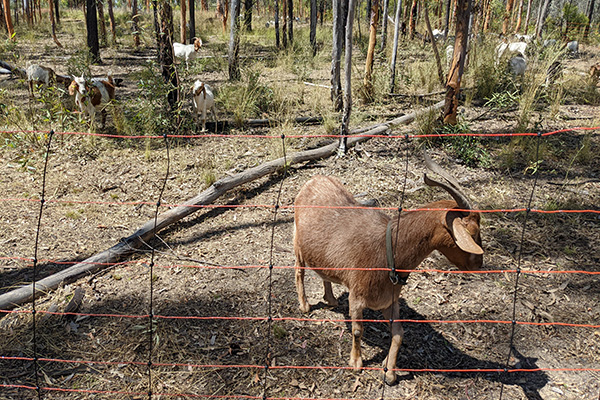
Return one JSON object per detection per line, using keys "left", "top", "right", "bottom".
{"left": 584, "top": 0, "right": 595, "bottom": 40}
{"left": 282, "top": 0, "right": 287, "bottom": 47}
{"left": 106, "top": 0, "right": 117, "bottom": 43}
{"left": 189, "top": 0, "right": 196, "bottom": 38}
{"left": 330, "top": 0, "right": 344, "bottom": 111}
{"left": 274, "top": 0, "right": 280, "bottom": 47}
{"left": 339, "top": 0, "right": 357, "bottom": 154}
{"left": 157, "top": 0, "right": 179, "bottom": 109}
{"left": 287, "top": 0, "right": 293, "bottom": 44}
{"left": 443, "top": 0, "right": 471, "bottom": 125}
{"left": 244, "top": 0, "right": 252, "bottom": 31}
{"left": 228, "top": 0, "right": 241, "bottom": 80}
{"left": 48, "top": 0, "right": 62, "bottom": 47}
{"left": 86, "top": 0, "right": 101, "bottom": 62}
{"left": 309, "top": 0, "right": 316, "bottom": 55}
{"left": 54, "top": 0, "right": 60, "bottom": 24}
{"left": 97, "top": 0, "right": 107, "bottom": 46}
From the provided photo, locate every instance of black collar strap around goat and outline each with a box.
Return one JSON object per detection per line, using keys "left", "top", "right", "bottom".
{"left": 386, "top": 219, "right": 409, "bottom": 286}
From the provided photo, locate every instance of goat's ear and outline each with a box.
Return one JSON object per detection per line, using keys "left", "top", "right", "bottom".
{"left": 68, "top": 81, "right": 76, "bottom": 95}
{"left": 452, "top": 218, "right": 483, "bottom": 254}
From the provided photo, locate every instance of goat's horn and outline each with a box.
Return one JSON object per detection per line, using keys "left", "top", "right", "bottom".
{"left": 423, "top": 152, "right": 472, "bottom": 210}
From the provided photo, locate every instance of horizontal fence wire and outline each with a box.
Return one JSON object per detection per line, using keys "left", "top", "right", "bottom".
{"left": 1, "top": 125, "right": 599, "bottom": 399}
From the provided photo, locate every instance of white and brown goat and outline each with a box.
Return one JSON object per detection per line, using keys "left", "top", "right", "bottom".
{"left": 173, "top": 37, "right": 203, "bottom": 70}
{"left": 192, "top": 80, "right": 217, "bottom": 132}
{"left": 293, "top": 153, "right": 483, "bottom": 385}
{"left": 68, "top": 74, "right": 116, "bottom": 126}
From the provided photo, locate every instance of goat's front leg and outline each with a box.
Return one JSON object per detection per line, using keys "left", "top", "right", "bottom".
{"left": 348, "top": 294, "right": 364, "bottom": 371}
{"left": 295, "top": 262, "right": 310, "bottom": 313}
{"left": 322, "top": 281, "right": 338, "bottom": 307}
{"left": 381, "top": 301, "right": 404, "bottom": 385}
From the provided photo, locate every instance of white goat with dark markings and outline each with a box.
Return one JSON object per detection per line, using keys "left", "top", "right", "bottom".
{"left": 192, "top": 80, "right": 217, "bottom": 132}
{"left": 293, "top": 153, "right": 483, "bottom": 385}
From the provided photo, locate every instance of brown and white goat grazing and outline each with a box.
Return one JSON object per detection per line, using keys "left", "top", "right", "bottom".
{"left": 26, "top": 64, "right": 70, "bottom": 97}
{"left": 69, "top": 75, "right": 116, "bottom": 126}
{"left": 293, "top": 153, "right": 483, "bottom": 385}
{"left": 590, "top": 63, "right": 600, "bottom": 86}
{"left": 192, "top": 80, "right": 217, "bottom": 132}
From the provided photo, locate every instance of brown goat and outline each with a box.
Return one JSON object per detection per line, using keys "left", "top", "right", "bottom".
{"left": 293, "top": 153, "right": 483, "bottom": 385}
{"left": 590, "top": 63, "right": 600, "bottom": 86}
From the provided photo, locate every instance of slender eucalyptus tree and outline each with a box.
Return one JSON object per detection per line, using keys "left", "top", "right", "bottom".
{"left": 86, "top": 0, "right": 101, "bottom": 62}
{"left": 339, "top": 0, "right": 358, "bottom": 155}
{"left": 310, "top": 0, "right": 317, "bottom": 56}
{"left": 228, "top": 0, "right": 241, "bottom": 80}
{"left": 389, "top": 0, "right": 402, "bottom": 92}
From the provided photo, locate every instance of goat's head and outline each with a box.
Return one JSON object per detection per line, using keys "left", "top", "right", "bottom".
{"left": 193, "top": 81, "right": 206, "bottom": 97}
{"left": 193, "top": 37, "right": 203, "bottom": 52}
{"left": 69, "top": 75, "right": 86, "bottom": 97}
{"left": 424, "top": 152, "right": 483, "bottom": 271}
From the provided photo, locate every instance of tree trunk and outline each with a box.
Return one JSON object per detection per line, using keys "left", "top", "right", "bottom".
{"left": 514, "top": 0, "right": 524, "bottom": 32}
{"left": 331, "top": 0, "right": 343, "bottom": 111}
{"left": 408, "top": 0, "right": 417, "bottom": 39}
{"left": 228, "top": 0, "right": 241, "bottom": 80}
{"left": 287, "top": 0, "right": 293, "bottom": 44}
{"left": 282, "top": 0, "right": 287, "bottom": 47}
{"left": 274, "top": 0, "right": 280, "bottom": 47}
{"left": 180, "top": 0, "right": 186, "bottom": 43}
{"left": 389, "top": 0, "right": 402, "bottom": 92}
{"left": 502, "top": 0, "right": 514, "bottom": 35}
{"left": 443, "top": 0, "right": 451, "bottom": 38}
{"left": 339, "top": 0, "right": 358, "bottom": 154}
{"left": 54, "top": 0, "right": 60, "bottom": 24}
{"left": 584, "top": 0, "right": 595, "bottom": 40}
{"left": 106, "top": 0, "right": 117, "bottom": 43}
{"left": 443, "top": 0, "right": 471, "bottom": 125}
{"left": 157, "top": 0, "right": 179, "bottom": 109}
{"left": 201, "top": 0, "right": 208, "bottom": 12}
{"left": 424, "top": 2, "right": 444, "bottom": 86}
{"left": 97, "top": 0, "right": 107, "bottom": 46}
{"left": 189, "top": 0, "right": 196, "bottom": 39}
{"left": 86, "top": 0, "right": 101, "bottom": 62}
{"left": 132, "top": 0, "right": 140, "bottom": 46}
{"left": 523, "top": 0, "right": 532, "bottom": 34}
{"left": 535, "top": 0, "right": 551, "bottom": 39}
{"left": 48, "top": 0, "right": 62, "bottom": 47}
{"left": 309, "top": 0, "right": 316, "bottom": 55}
{"left": 363, "top": 0, "right": 379, "bottom": 102}
{"left": 244, "top": 0, "right": 252, "bottom": 31}
{"left": 380, "top": 0, "right": 389, "bottom": 51}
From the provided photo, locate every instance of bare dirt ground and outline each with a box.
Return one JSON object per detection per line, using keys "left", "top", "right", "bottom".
{"left": 1, "top": 16, "right": 600, "bottom": 400}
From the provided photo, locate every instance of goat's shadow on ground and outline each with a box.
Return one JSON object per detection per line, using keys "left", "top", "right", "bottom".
{"left": 313, "top": 294, "right": 548, "bottom": 400}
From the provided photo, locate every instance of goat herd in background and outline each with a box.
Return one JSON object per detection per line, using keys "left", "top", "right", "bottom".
{"left": 6, "top": 31, "right": 600, "bottom": 131}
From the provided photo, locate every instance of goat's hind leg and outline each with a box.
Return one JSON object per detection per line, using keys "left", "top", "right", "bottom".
{"left": 322, "top": 281, "right": 338, "bottom": 307}
{"left": 381, "top": 302, "right": 405, "bottom": 385}
{"left": 295, "top": 259, "right": 311, "bottom": 313}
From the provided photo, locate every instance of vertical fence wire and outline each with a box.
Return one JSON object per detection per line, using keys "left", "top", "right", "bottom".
{"left": 146, "top": 133, "right": 170, "bottom": 399}
{"left": 498, "top": 132, "right": 542, "bottom": 400}
{"left": 31, "top": 130, "right": 55, "bottom": 400}
{"left": 262, "top": 134, "right": 288, "bottom": 399}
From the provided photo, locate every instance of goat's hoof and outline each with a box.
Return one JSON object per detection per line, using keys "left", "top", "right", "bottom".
{"left": 383, "top": 370, "right": 396, "bottom": 386}
{"left": 323, "top": 297, "right": 338, "bottom": 307}
{"left": 299, "top": 303, "right": 310, "bottom": 313}
{"left": 349, "top": 356, "right": 363, "bottom": 371}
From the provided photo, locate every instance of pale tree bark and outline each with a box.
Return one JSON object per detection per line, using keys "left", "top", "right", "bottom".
{"left": 339, "top": 0, "right": 358, "bottom": 154}
{"left": 502, "top": 0, "right": 514, "bottom": 35}
{"left": 514, "top": 0, "right": 524, "bottom": 33}
{"left": 424, "top": 2, "right": 444, "bottom": 86}
{"left": 180, "top": 0, "right": 186, "bottom": 43}
{"left": 331, "top": 0, "right": 344, "bottom": 111}
{"left": 523, "top": 0, "right": 532, "bottom": 34}
{"left": 535, "top": 0, "right": 551, "bottom": 39}
{"left": 48, "top": 0, "right": 62, "bottom": 47}
{"left": 107, "top": 0, "right": 117, "bottom": 43}
{"left": 380, "top": 0, "right": 389, "bottom": 51}
{"left": 443, "top": 0, "right": 471, "bottom": 125}
{"left": 228, "top": 0, "right": 241, "bottom": 80}
{"left": 363, "top": 0, "right": 379, "bottom": 102}
{"left": 389, "top": 0, "right": 403, "bottom": 92}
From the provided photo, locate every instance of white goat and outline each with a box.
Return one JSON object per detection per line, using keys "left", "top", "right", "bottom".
{"left": 495, "top": 41, "right": 528, "bottom": 64}
{"left": 192, "top": 80, "right": 217, "bottom": 132}
{"left": 509, "top": 55, "right": 527, "bottom": 77}
{"left": 26, "top": 64, "right": 70, "bottom": 97}
{"left": 173, "top": 37, "right": 203, "bottom": 70}
{"left": 566, "top": 40, "right": 578, "bottom": 57}
{"left": 293, "top": 153, "right": 483, "bottom": 385}
{"left": 68, "top": 74, "right": 116, "bottom": 126}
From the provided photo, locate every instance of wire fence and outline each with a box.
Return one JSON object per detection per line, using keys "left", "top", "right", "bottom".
{"left": 0, "top": 126, "right": 599, "bottom": 399}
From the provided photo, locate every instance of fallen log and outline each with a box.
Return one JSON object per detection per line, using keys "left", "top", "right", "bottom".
{"left": 0, "top": 100, "right": 444, "bottom": 311}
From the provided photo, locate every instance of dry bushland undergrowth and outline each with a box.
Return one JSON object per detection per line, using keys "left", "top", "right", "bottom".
{"left": 1, "top": 7, "right": 600, "bottom": 400}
